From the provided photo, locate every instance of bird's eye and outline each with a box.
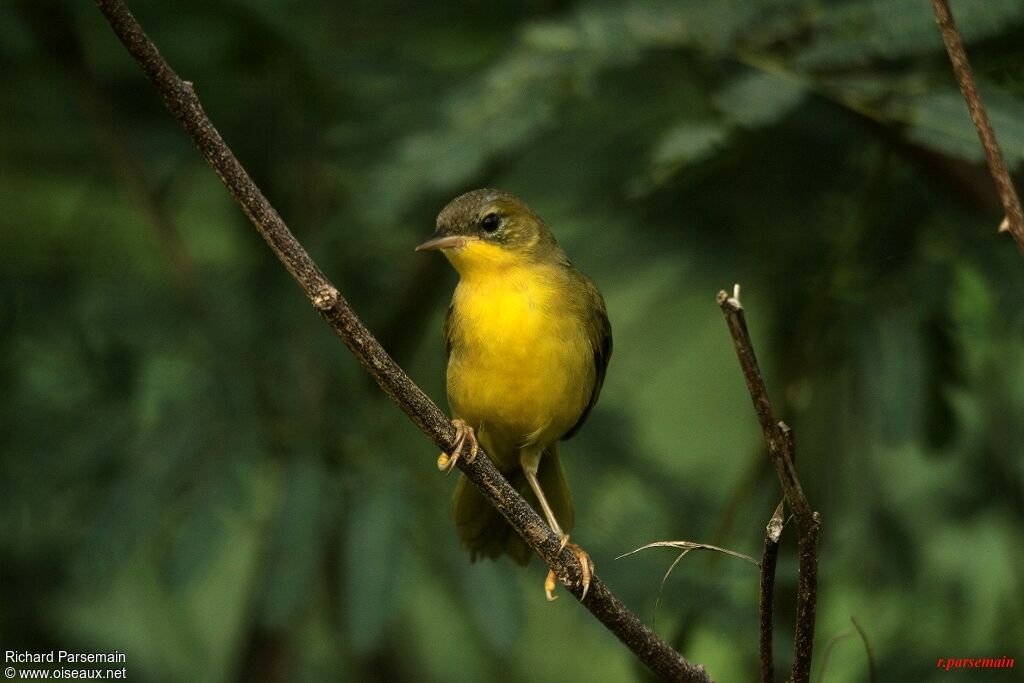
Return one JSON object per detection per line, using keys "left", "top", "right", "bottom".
{"left": 480, "top": 213, "right": 501, "bottom": 233}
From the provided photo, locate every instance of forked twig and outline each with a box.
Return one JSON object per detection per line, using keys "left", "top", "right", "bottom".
{"left": 717, "top": 285, "right": 821, "bottom": 683}
{"left": 617, "top": 541, "right": 760, "bottom": 566}
{"left": 618, "top": 540, "right": 760, "bottom": 631}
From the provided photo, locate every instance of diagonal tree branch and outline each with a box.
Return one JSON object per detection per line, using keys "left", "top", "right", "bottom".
{"left": 930, "top": 0, "right": 1024, "bottom": 252}
{"left": 91, "top": 1, "right": 711, "bottom": 680}
{"left": 717, "top": 286, "right": 821, "bottom": 683}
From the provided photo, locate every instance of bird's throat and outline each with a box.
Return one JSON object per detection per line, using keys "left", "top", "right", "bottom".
{"left": 443, "top": 239, "right": 529, "bottom": 280}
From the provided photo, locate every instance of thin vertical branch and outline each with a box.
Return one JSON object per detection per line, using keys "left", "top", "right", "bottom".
{"left": 759, "top": 500, "right": 784, "bottom": 683}
{"left": 717, "top": 286, "right": 821, "bottom": 683}
{"left": 793, "top": 513, "right": 821, "bottom": 682}
{"left": 716, "top": 289, "right": 815, "bottom": 532}
{"left": 930, "top": 0, "right": 1024, "bottom": 252}
{"left": 779, "top": 424, "right": 821, "bottom": 683}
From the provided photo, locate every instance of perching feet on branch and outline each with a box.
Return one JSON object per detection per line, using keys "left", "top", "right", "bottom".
{"left": 437, "top": 418, "right": 478, "bottom": 473}
{"left": 545, "top": 534, "right": 594, "bottom": 602}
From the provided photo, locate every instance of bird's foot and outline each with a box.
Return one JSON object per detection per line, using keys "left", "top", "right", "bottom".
{"left": 437, "top": 419, "right": 478, "bottom": 473}
{"left": 544, "top": 534, "right": 594, "bottom": 602}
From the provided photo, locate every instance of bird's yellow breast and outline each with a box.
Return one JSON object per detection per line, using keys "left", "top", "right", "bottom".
{"left": 445, "top": 252, "right": 594, "bottom": 460}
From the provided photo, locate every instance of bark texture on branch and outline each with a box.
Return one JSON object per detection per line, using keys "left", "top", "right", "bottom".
{"left": 92, "top": 1, "right": 711, "bottom": 680}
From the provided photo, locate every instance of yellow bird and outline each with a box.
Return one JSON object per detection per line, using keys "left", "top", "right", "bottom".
{"left": 416, "top": 189, "right": 612, "bottom": 600}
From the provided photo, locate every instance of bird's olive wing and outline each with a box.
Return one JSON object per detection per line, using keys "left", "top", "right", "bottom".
{"left": 562, "top": 284, "right": 612, "bottom": 441}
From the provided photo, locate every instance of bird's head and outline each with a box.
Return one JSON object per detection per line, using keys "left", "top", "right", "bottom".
{"left": 416, "top": 189, "right": 559, "bottom": 275}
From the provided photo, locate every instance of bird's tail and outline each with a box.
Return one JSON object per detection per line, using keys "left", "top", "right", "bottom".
{"left": 452, "top": 444, "right": 574, "bottom": 565}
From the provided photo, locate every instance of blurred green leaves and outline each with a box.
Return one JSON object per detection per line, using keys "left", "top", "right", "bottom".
{"left": 261, "top": 456, "right": 333, "bottom": 629}
{"left": 344, "top": 475, "right": 407, "bottom": 652}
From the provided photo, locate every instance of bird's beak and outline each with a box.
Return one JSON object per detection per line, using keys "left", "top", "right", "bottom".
{"left": 415, "top": 232, "right": 470, "bottom": 252}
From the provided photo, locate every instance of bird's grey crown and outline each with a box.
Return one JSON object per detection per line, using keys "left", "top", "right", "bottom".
{"left": 436, "top": 188, "right": 520, "bottom": 231}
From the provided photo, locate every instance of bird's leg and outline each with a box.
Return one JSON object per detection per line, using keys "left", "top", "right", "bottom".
{"left": 437, "top": 419, "right": 478, "bottom": 473}
{"left": 520, "top": 450, "right": 594, "bottom": 602}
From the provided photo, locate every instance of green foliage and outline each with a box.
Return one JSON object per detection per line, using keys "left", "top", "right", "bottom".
{"left": 344, "top": 472, "right": 408, "bottom": 652}
{"left": 2, "top": 0, "right": 1023, "bottom": 681}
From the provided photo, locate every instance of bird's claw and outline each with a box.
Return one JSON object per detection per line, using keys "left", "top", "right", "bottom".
{"left": 545, "top": 534, "right": 594, "bottom": 602}
{"left": 437, "top": 419, "right": 478, "bottom": 473}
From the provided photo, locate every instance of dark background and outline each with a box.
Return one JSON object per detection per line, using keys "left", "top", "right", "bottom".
{"left": 2, "top": 1, "right": 1022, "bottom": 681}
